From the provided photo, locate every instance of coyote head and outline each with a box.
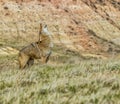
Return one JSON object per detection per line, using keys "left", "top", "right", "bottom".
{"left": 42, "top": 24, "right": 50, "bottom": 35}
{"left": 39, "top": 23, "right": 50, "bottom": 35}
{"left": 39, "top": 23, "right": 53, "bottom": 48}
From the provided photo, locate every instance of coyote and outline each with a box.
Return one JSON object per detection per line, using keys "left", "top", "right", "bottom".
{"left": 18, "top": 24, "right": 53, "bottom": 69}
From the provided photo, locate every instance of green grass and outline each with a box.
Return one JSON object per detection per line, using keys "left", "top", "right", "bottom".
{"left": 0, "top": 56, "right": 120, "bottom": 104}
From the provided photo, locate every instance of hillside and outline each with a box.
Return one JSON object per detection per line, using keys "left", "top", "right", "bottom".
{"left": 0, "top": 0, "right": 120, "bottom": 104}
{"left": 0, "top": 0, "right": 120, "bottom": 58}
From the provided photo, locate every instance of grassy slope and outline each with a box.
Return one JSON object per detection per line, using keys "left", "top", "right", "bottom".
{"left": 0, "top": 1, "right": 120, "bottom": 104}
{"left": 0, "top": 55, "right": 120, "bottom": 104}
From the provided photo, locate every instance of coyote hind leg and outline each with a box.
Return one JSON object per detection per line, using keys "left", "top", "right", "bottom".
{"left": 27, "top": 58, "right": 34, "bottom": 67}
{"left": 18, "top": 53, "right": 29, "bottom": 69}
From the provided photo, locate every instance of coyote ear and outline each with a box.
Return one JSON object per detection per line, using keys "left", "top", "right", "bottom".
{"left": 39, "top": 23, "right": 42, "bottom": 42}
{"left": 39, "top": 23, "right": 42, "bottom": 32}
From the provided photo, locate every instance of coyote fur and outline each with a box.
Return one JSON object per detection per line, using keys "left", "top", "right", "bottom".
{"left": 18, "top": 24, "right": 53, "bottom": 69}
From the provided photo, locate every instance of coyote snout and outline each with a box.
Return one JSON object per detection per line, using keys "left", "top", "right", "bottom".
{"left": 18, "top": 24, "right": 53, "bottom": 69}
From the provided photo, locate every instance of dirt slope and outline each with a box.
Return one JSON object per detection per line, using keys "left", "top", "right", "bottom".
{"left": 0, "top": 0, "right": 120, "bottom": 58}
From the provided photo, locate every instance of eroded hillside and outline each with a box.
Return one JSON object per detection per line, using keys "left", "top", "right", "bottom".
{"left": 0, "top": 0, "right": 120, "bottom": 58}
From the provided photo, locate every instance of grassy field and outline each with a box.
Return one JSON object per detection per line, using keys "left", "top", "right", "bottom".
{"left": 0, "top": 54, "right": 120, "bottom": 104}
{"left": 0, "top": 1, "right": 120, "bottom": 104}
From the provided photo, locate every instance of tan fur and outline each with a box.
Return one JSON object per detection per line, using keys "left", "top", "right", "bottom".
{"left": 18, "top": 24, "right": 53, "bottom": 69}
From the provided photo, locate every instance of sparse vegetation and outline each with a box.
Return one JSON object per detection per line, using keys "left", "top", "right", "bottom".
{"left": 0, "top": 55, "right": 120, "bottom": 104}
{"left": 0, "top": 0, "right": 120, "bottom": 104}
